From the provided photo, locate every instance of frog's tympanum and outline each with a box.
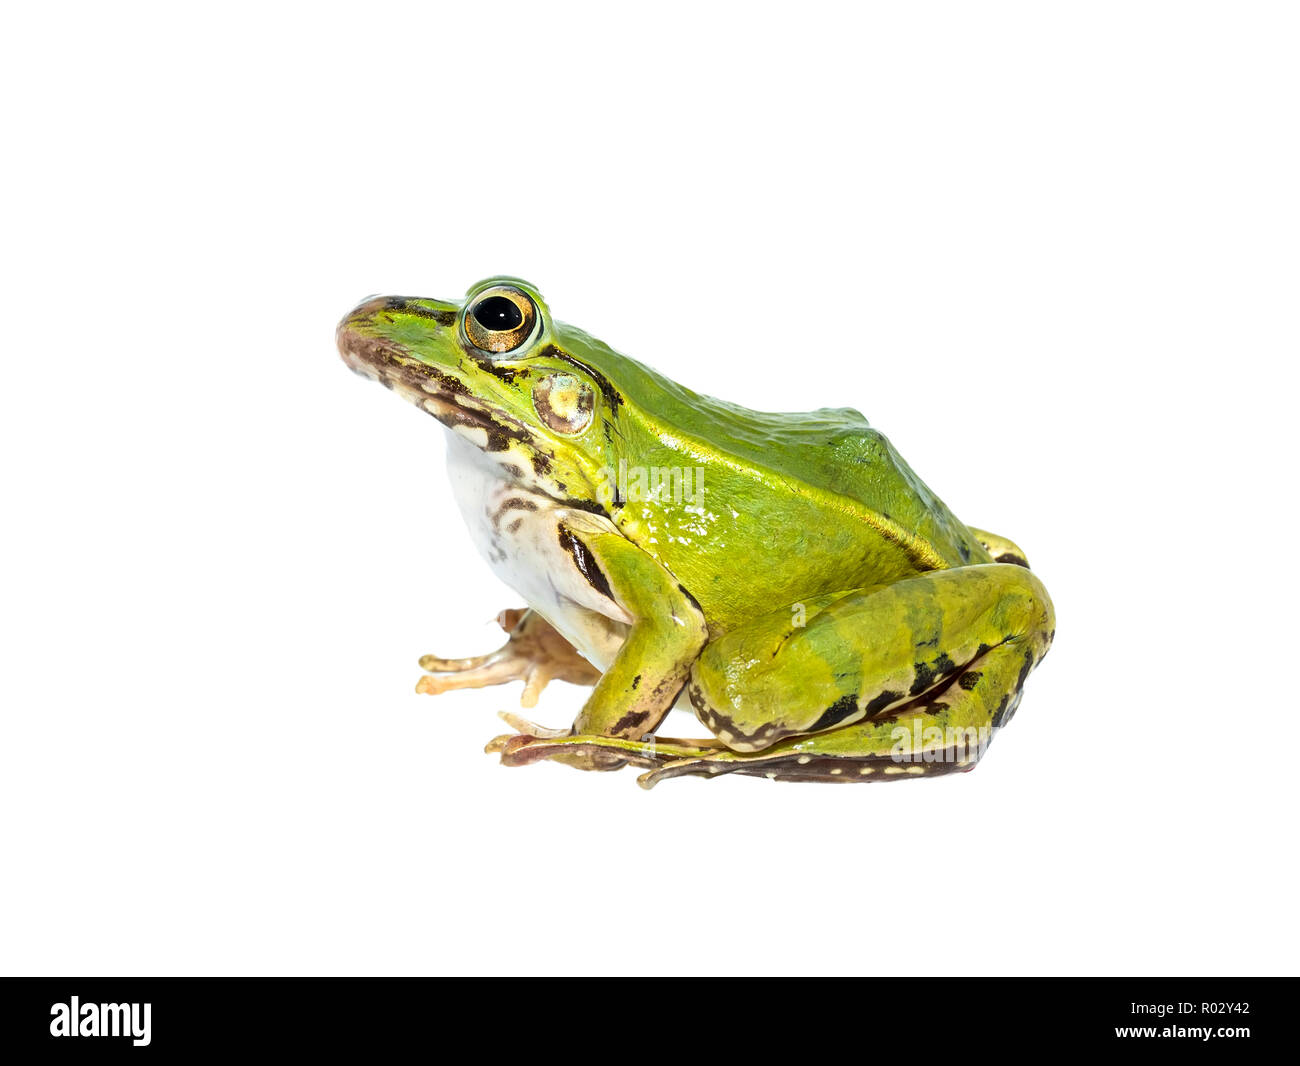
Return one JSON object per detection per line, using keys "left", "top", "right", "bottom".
{"left": 338, "top": 279, "right": 1055, "bottom": 787}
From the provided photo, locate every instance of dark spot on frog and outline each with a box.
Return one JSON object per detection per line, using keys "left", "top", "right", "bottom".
{"left": 560, "top": 495, "right": 613, "bottom": 520}
{"left": 909, "top": 652, "right": 956, "bottom": 696}
{"left": 1006, "top": 691, "right": 1024, "bottom": 723}
{"left": 631, "top": 674, "right": 641, "bottom": 690}
{"left": 467, "top": 351, "right": 526, "bottom": 386}
{"left": 610, "top": 709, "right": 650, "bottom": 735}
{"left": 531, "top": 451, "right": 552, "bottom": 475}
{"left": 381, "top": 297, "right": 456, "bottom": 326}
{"left": 995, "top": 552, "right": 1030, "bottom": 568}
{"left": 436, "top": 403, "right": 530, "bottom": 452}
{"left": 958, "top": 670, "right": 982, "bottom": 691}
{"left": 808, "top": 693, "right": 860, "bottom": 733}
{"left": 491, "top": 496, "right": 539, "bottom": 531}
{"left": 506, "top": 518, "right": 524, "bottom": 534}
{"left": 557, "top": 525, "right": 615, "bottom": 602}
{"left": 1014, "top": 647, "right": 1034, "bottom": 693}
{"left": 865, "top": 689, "right": 903, "bottom": 715}
{"left": 343, "top": 333, "right": 469, "bottom": 398}
{"left": 991, "top": 693, "right": 1012, "bottom": 728}
{"left": 676, "top": 583, "right": 704, "bottom": 616}
{"left": 650, "top": 677, "right": 686, "bottom": 703}
{"left": 958, "top": 542, "right": 972, "bottom": 562}
{"left": 484, "top": 425, "right": 526, "bottom": 452}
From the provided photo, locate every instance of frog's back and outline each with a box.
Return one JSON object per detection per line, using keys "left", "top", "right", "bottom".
{"left": 680, "top": 393, "right": 988, "bottom": 570}
{"left": 555, "top": 327, "right": 986, "bottom": 571}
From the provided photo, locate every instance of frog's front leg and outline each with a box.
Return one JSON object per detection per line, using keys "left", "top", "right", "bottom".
{"left": 417, "top": 608, "right": 600, "bottom": 707}
{"left": 488, "top": 517, "right": 708, "bottom": 771}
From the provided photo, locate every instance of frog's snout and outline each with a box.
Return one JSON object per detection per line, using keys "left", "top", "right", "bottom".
{"left": 336, "top": 295, "right": 396, "bottom": 377}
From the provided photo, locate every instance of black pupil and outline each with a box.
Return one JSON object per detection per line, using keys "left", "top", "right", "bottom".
{"left": 472, "top": 295, "right": 524, "bottom": 332}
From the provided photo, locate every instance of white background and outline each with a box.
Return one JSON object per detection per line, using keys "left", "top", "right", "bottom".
{"left": 2, "top": 2, "right": 1296, "bottom": 976}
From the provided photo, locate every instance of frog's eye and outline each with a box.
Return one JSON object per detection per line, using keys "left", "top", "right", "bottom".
{"left": 533, "top": 372, "right": 594, "bottom": 435}
{"left": 464, "top": 287, "right": 537, "bottom": 354}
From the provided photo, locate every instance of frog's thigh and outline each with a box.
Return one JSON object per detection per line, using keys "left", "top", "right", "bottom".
{"left": 643, "top": 634, "right": 1044, "bottom": 786}
{"left": 688, "top": 563, "right": 1055, "bottom": 753}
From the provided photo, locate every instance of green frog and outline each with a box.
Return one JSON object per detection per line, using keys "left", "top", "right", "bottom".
{"left": 337, "top": 278, "right": 1054, "bottom": 787}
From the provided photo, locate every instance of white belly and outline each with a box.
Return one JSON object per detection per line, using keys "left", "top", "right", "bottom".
{"left": 443, "top": 432, "right": 631, "bottom": 670}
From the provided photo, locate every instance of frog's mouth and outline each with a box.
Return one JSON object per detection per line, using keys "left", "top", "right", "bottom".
{"left": 337, "top": 311, "right": 546, "bottom": 462}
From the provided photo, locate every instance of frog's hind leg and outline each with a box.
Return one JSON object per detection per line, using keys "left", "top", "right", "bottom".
{"left": 490, "top": 691, "right": 992, "bottom": 787}
{"left": 493, "top": 604, "right": 1047, "bottom": 788}
{"left": 651, "top": 563, "right": 1056, "bottom": 785}
{"left": 417, "top": 608, "right": 600, "bottom": 707}
{"left": 492, "top": 564, "right": 1054, "bottom": 786}
{"left": 637, "top": 632, "right": 1041, "bottom": 787}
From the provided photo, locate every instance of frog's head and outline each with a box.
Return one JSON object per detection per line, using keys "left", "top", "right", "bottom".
{"left": 337, "top": 278, "right": 628, "bottom": 508}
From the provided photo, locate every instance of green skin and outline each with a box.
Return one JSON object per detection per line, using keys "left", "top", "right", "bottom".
{"left": 337, "top": 278, "right": 1055, "bottom": 787}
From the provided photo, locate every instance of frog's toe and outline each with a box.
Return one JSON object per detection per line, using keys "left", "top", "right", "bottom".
{"left": 490, "top": 732, "right": 635, "bottom": 773}
{"left": 636, "top": 755, "right": 745, "bottom": 789}
{"left": 416, "top": 654, "right": 527, "bottom": 695}
{"left": 484, "top": 714, "right": 566, "bottom": 759}
{"left": 417, "top": 608, "right": 601, "bottom": 703}
{"left": 497, "top": 710, "right": 569, "bottom": 738}
{"left": 484, "top": 732, "right": 512, "bottom": 755}
{"left": 483, "top": 726, "right": 582, "bottom": 760}
{"left": 518, "top": 666, "right": 554, "bottom": 708}
{"left": 487, "top": 732, "right": 538, "bottom": 760}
